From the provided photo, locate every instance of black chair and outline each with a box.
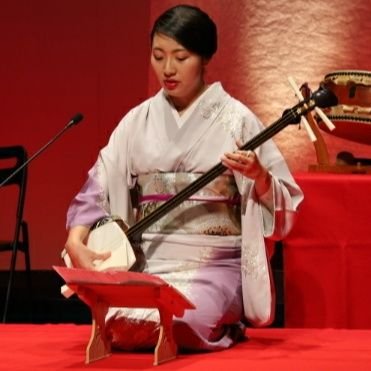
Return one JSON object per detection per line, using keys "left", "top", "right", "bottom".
{"left": 0, "top": 145, "right": 31, "bottom": 322}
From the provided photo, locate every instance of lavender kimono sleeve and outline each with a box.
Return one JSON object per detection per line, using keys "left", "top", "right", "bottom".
{"left": 66, "top": 108, "right": 142, "bottom": 229}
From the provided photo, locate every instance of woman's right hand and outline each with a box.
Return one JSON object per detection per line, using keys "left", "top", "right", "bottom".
{"left": 64, "top": 225, "right": 111, "bottom": 270}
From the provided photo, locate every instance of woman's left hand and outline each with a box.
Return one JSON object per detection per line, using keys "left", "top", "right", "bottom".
{"left": 221, "top": 149, "right": 264, "bottom": 180}
{"left": 221, "top": 142, "right": 272, "bottom": 196}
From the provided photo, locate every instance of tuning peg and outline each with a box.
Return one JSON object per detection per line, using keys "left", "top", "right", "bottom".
{"left": 287, "top": 76, "right": 317, "bottom": 142}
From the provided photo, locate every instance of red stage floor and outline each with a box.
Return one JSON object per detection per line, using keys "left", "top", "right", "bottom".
{"left": 1, "top": 324, "right": 371, "bottom": 370}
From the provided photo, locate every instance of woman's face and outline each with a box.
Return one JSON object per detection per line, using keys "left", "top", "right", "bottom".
{"left": 151, "top": 33, "right": 206, "bottom": 110}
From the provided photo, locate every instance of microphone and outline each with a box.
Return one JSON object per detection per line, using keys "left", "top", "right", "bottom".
{"left": 66, "top": 112, "right": 84, "bottom": 128}
{"left": 0, "top": 113, "right": 84, "bottom": 187}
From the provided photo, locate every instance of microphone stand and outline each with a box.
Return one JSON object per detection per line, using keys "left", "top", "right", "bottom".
{"left": 0, "top": 113, "right": 84, "bottom": 187}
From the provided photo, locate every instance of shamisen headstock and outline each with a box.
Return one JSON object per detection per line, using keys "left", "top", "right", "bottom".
{"left": 311, "top": 85, "right": 338, "bottom": 109}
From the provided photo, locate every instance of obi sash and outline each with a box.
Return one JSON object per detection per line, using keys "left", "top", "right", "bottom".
{"left": 136, "top": 173, "right": 241, "bottom": 235}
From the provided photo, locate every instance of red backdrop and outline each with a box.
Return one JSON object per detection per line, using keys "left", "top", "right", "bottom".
{"left": 0, "top": 0, "right": 370, "bottom": 269}
{"left": 0, "top": 0, "right": 150, "bottom": 268}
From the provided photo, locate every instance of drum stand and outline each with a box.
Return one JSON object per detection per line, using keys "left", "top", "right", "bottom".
{"left": 305, "top": 111, "right": 371, "bottom": 174}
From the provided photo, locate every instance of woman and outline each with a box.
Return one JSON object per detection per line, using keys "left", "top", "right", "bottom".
{"left": 65, "top": 5, "right": 303, "bottom": 351}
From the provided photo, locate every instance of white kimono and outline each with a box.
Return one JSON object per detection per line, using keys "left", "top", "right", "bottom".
{"left": 66, "top": 82, "right": 303, "bottom": 351}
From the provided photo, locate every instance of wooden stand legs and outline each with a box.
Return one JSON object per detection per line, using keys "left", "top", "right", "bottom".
{"left": 85, "top": 299, "right": 111, "bottom": 364}
{"left": 84, "top": 296, "right": 178, "bottom": 366}
{"left": 154, "top": 307, "right": 177, "bottom": 365}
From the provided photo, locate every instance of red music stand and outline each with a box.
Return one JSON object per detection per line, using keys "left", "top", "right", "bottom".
{"left": 53, "top": 266, "right": 195, "bottom": 366}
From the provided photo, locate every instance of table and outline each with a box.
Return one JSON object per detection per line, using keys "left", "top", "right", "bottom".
{"left": 283, "top": 172, "right": 371, "bottom": 328}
